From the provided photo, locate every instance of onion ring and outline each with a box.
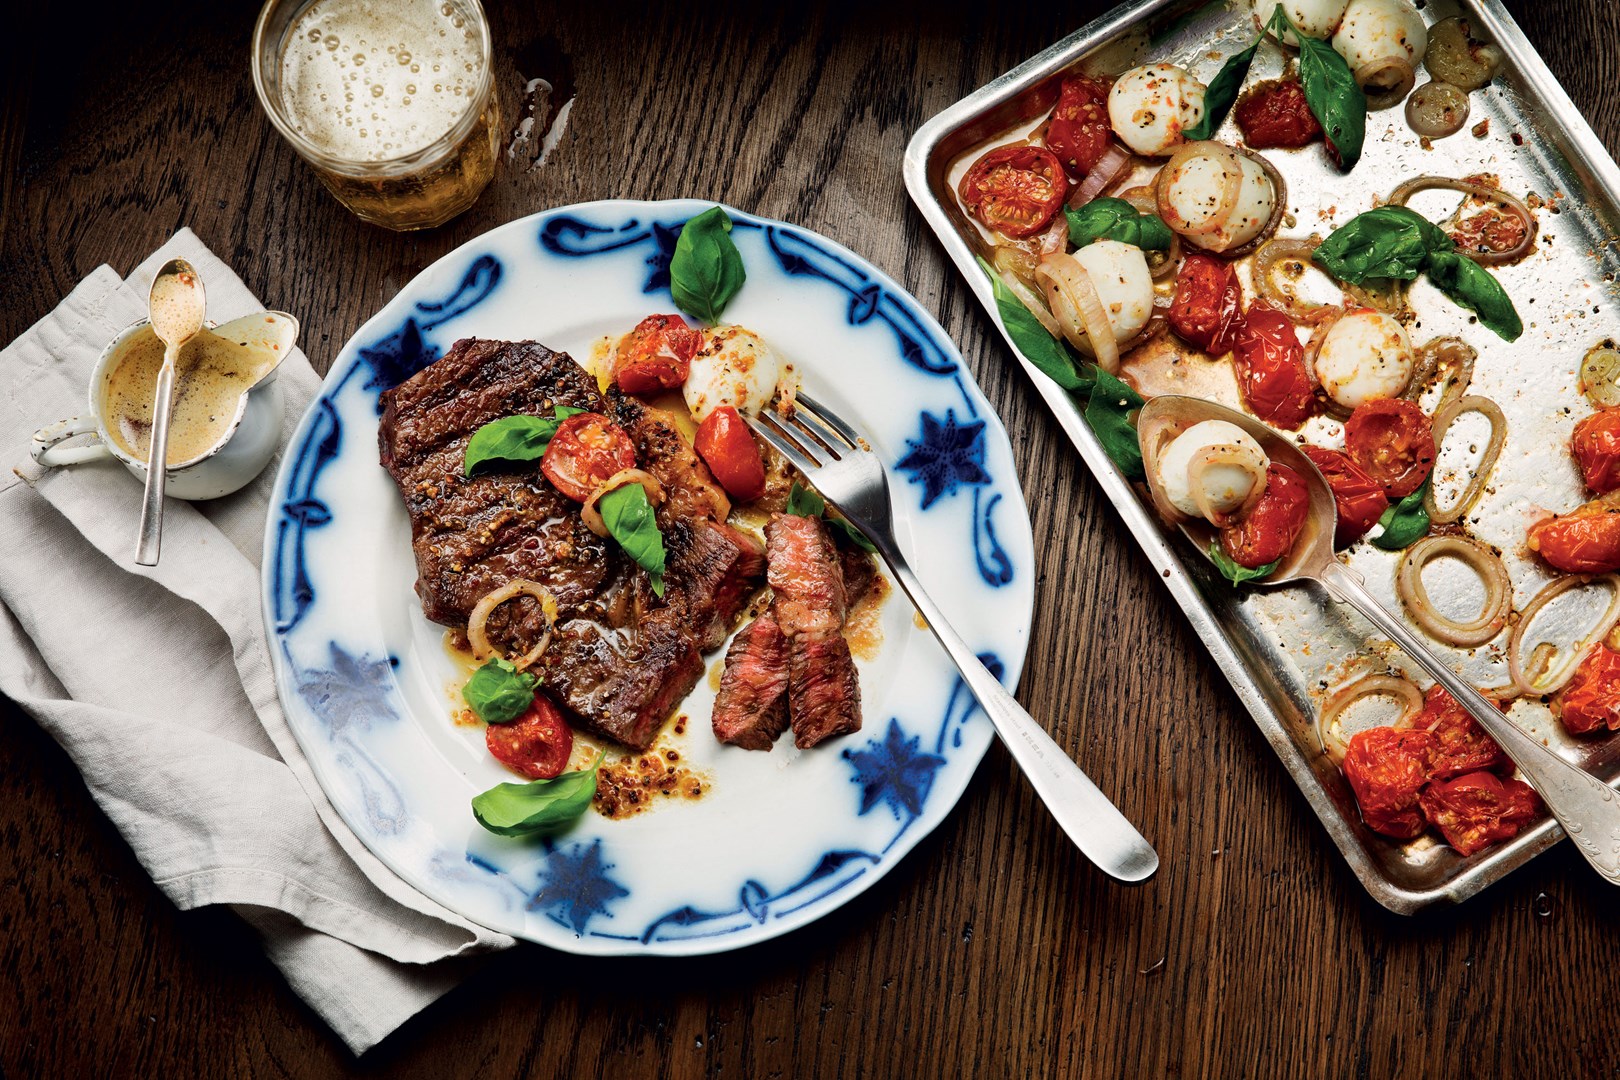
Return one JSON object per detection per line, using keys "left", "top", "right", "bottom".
{"left": 1404, "top": 80, "right": 1470, "bottom": 137}
{"left": 1187, "top": 442, "right": 1269, "bottom": 527}
{"left": 468, "top": 579, "right": 559, "bottom": 670}
{"left": 1035, "top": 250, "right": 1121, "bottom": 373}
{"left": 1424, "top": 395, "right": 1507, "bottom": 525}
{"left": 1507, "top": 573, "right": 1620, "bottom": 696}
{"left": 995, "top": 261, "right": 1064, "bottom": 340}
{"left": 1139, "top": 414, "right": 1190, "bottom": 526}
{"left": 1154, "top": 141, "right": 1244, "bottom": 244}
{"left": 1318, "top": 675, "right": 1426, "bottom": 762}
{"left": 1069, "top": 143, "right": 1133, "bottom": 209}
{"left": 1218, "top": 148, "right": 1287, "bottom": 258}
{"left": 1253, "top": 237, "right": 1339, "bottom": 324}
{"left": 1404, "top": 336, "right": 1476, "bottom": 411}
{"left": 1356, "top": 56, "right": 1416, "bottom": 111}
{"left": 1387, "top": 176, "right": 1537, "bottom": 266}
{"left": 1580, "top": 344, "right": 1620, "bottom": 409}
{"left": 1343, "top": 277, "right": 1408, "bottom": 315}
{"left": 580, "top": 468, "right": 666, "bottom": 539}
{"left": 1396, "top": 535, "right": 1513, "bottom": 647}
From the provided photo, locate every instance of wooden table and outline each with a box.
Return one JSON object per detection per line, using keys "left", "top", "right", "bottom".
{"left": 4, "top": 1, "right": 1617, "bottom": 1075}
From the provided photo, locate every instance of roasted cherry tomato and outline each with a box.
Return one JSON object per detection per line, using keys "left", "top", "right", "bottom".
{"left": 1527, "top": 494, "right": 1620, "bottom": 573}
{"left": 1413, "top": 684, "right": 1511, "bottom": 780}
{"left": 1302, "top": 446, "right": 1389, "bottom": 547}
{"left": 1448, "top": 203, "right": 1531, "bottom": 260}
{"left": 1233, "top": 303, "right": 1315, "bottom": 429}
{"left": 486, "top": 696, "right": 574, "bottom": 780}
{"left": 1572, "top": 407, "right": 1620, "bottom": 494}
{"left": 541, "top": 412, "right": 637, "bottom": 503}
{"left": 1552, "top": 643, "right": 1620, "bottom": 735}
{"left": 613, "top": 313, "right": 701, "bottom": 395}
{"left": 1419, "top": 771, "right": 1540, "bottom": 856}
{"left": 1343, "top": 398, "right": 1436, "bottom": 499}
{"left": 694, "top": 405, "right": 767, "bottom": 503}
{"left": 1343, "top": 726, "right": 1439, "bottom": 840}
{"left": 1220, "top": 462, "right": 1310, "bottom": 568}
{"left": 958, "top": 145, "right": 1068, "bottom": 239}
{"left": 1167, "top": 254, "right": 1244, "bottom": 355}
{"left": 1044, "top": 75, "right": 1114, "bottom": 179}
{"left": 1234, "top": 78, "right": 1322, "bottom": 149}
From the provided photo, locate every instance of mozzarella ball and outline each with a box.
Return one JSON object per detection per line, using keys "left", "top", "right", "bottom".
{"left": 1107, "top": 64, "right": 1206, "bottom": 157}
{"left": 1158, "top": 149, "right": 1277, "bottom": 253}
{"left": 1251, "top": 0, "right": 1351, "bottom": 44}
{"left": 1333, "top": 0, "right": 1428, "bottom": 78}
{"left": 1313, "top": 309, "right": 1413, "bottom": 409}
{"left": 1160, "top": 420, "right": 1270, "bottom": 520}
{"left": 1071, "top": 240, "right": 1155, "bottom": 354}
{"left": 683, "top": 326, "right": 784, "bottom": 421}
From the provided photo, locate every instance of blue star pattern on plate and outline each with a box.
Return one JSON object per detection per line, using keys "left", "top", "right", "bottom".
{"left": 529, "top": 839, "right": 630, "bottom": 935}
{"left": 844, "top": 719, "right": 947, "bottom": 821}
{"left": 895, "top": 409, "right": 990, "bottom": 509}
{"left": 294, "top": 642, "right": 398, "bottom": 738}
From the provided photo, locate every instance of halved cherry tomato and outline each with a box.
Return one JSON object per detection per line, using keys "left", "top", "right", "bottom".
{"left": 541, "top": 412, "right": 637, "bottom": 502}
{"left": 1232, "top": 303, "right": 1315, "bottom": 429}
{"left": 694, "top": 405, "right": 766, "bottom": 503}
{"left": 1527, "top": 494, "right": 1620, "bottom": 573}
{"left": 959, "top": 145, "right": 1068, "bottom": 239}
{"left": 1413, "top": 684, "right": 1511, "bottom": 780}
{"left": 1045, "top": 76, "right": 1114, "bottom": 179}
{"left": 1552, "top": 643, "right": 1620, "bottom": 735}
{"left": 614, "top": 313, "right": 701, "bottom": 395}
{"left": 1302, "top": 446, "right": 1389, "bottom": 547}
{"left": 1234, "top": 78, "right": 1322, "bottom": 149}
{"left": 1419, "top": 771, "right": 1540, "bottom": 856}
{"left": 486, "top": 696, "right": 574, "bottom": 780}
{"left": 1343, "top": 726, "right": 1439, "bottom": 840}
{"left": 1220, "top": 462, "right": 1310, "bottom": 568}
{"left": 1572, "top": 408, "right": 1620, "bottom": 494}
{"left": 1167, "top": 254, "right": 1244, "bottom": 355}
{"left": 1343, "top": 398, "right": 1436, "bottom": 499}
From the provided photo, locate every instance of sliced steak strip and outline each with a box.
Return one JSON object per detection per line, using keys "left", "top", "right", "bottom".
{"left": 788, "top": 634, "right": 862, "bottom": 749}
{"left": 711, "top": 613, "right": 791, "bottom": 750}
{"left": 765, "top": 513, "right": 863, "bottom": 748}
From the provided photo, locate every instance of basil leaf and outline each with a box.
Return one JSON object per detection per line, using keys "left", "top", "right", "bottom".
{"left": 462, "top": 657, "right": 539, "bottom": 724}
{"left": 826, "top": 516, "right": 877, "bottom": 554}
{"left": 1271, "top": 5, "right": 1366, "bottom": 169}
{"left": 1424, "top": 250, "right": 1524, "bottom": 342}
{"left": 1208, "top": 542, "right": 1280, "bottom": 586}
{"left": 464, "top": 406, "right": 587, "bottom": 476}
{"left": 1085, "top": 368, "right": 1147, "bottom": 481}
{"left": 977, "top": 256, "right": 1084, "bottom": 390}
{"left": 1371, "top": 479, "right": 1431, "bottom": 550}
{"left": 1183, "top": 39, "right": 1261, "bottom": 141}
{"left": 471, "top": 754, "right": 603, "bottom": 838}
{"left": 1065, "top": 198, "right": 1174, "bottom": 252}
{"left": 784, "top": 481, "right": 875, "bottom": 551}
{"left": 670, "top": 206, "right": 746, "bottom": 325}
{"left": 1312, "top": 206, "right": 1451, "bottom": 283}
{"left": 600, "top": 482, "right": 666, "bottom": 597}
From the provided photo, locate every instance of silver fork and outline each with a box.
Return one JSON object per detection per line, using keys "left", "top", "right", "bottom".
{"left": 749, "top": 393, "right": 1159, "bottom": 884}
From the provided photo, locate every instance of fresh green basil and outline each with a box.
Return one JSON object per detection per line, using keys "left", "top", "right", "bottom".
{"left": 783, "top": 482, "right": 876, "bottom": 552}
{"left": 1209, "top": 542, "right": 1280, "bottom": 586}
{"left": 600, "top": 483, "right": 666, "bottom": 597}
{"left": 1424, "top": 250, "right": 1524, "bottom": 342}
{"left": 1270, "top": 5, "right": 1365, "bottom": 170}
{"left": 462, "top": 657, "right": 539, "bottom": 724}
{"left": 670, "top": 206, "right": 747, "bottom": 325}
{"left": 464, "top": 406, "right": 587, "bottom": 476}
{"left": 1085, "top": 368, "right": 1147, "bottom": 481}
{"left": 1065, "top": 198, "right": 1174, "bottom": 252}
{"left": 471, "top": 754, "right": 603, "bottom": 838}
{"left": 1371, "top": 479, "right": 1431, "bottom": 550}
{"left": 1312, "top": 206, "right": 1451, "bottom": 283}
{"left": 977, "top": 256, "right": 1084, "bottom": 390}
{"left": 1183, "top": 39, "right": 1261, "bottom": 142}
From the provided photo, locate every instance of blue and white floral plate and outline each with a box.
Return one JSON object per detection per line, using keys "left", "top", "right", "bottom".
{"left": 261, "top": 199, "right": 1035, "bottom": 955}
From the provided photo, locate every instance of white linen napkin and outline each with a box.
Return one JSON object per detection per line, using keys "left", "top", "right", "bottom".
{"left": 0, "top": 229, "right": 514, "bottom": 1055}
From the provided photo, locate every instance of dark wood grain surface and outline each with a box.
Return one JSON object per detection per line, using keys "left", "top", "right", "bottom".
{"left": 4, "top": 1, "right": 1619, "bottom": 1076}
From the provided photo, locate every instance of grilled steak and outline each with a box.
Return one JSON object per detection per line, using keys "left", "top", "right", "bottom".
{"left": 378, "top": 337, "right": 764, "bottom": 749}
{"left": 767, "top": 513, "right": 863, "bottom": 748}
{"left": 711, "top": 613, "right": 790, "bottom": 749}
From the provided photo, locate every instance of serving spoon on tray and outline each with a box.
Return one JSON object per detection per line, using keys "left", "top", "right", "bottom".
{"left": 1138, "top": 394, "right": 1620, "bottom": 885}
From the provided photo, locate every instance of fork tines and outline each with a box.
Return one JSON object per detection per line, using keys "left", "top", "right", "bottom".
{"left": 749, "top": 393, "right": 862, "bottom": 472}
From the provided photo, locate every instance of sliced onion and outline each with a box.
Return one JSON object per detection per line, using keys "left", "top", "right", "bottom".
{"left": 1319, "top": 675, "right": 1426, "bottom": 762}
{"left": 1037, "top": 211, "right": 1069, "bottom": 255}
{"left": 1035, "top": 250, "right": 1120, "bottom": 373}
{"left": 1387, "top": 176, "right": 1536, "bottom": 266}
{"left": 1154, "top": 141, "right": 1243, "bottom": 244}
{"left": 1187, "top": 442, "right": 1269, "bottom": 527}
{"left": 1069, "top": 143, "right": 1133, "bottom": 209}
{"left": 1404, "top": 336, "right": 1476, "bottom": 411}
{"left": 1219, "top": 149, "right": 1288, "bottom": 258}
{"left": 1358, "top": 56, "right": 1417, "bottom": 111}
{"left": 1139, "top": 414, "right": 1190, "bottom": 526}
{"left": 1254, "top": 238, "right": 1339, "bottom": 324}
{"left": 1396, "top": 536, "right": 1513, "bottom": 647}
{"left": 1579, "top": 344, "right": 1620, "bottom": 408}
{"left": 580, "top": 468, "right": 665, "bottom": 538}
{"left": 1507, "top": 574, "right": 1620, "bottom": 696}
{"left": 991, "top": 256, "right": 1064, "bottom": 339}
{"left": 1424, "top": 395, "right": 1507, "bottom": 525}
{"left": 468, "top": 579, "right": 559, "bottom": 670}
{"left": 1425, "top": 17, "right": 1504, "bottom": 93}
{"left": 1343, "top": 277, "right": 1408, "bottom": 315}
{"left": 1121, "top": 186, "right": 1183, "bottom": 280}
{"left": 1404, "top": 80, "right": 1469, "bottom": 137}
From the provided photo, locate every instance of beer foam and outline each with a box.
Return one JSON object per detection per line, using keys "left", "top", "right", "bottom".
{"left": 279, "top": 0, "right": 483, "bottom": 162}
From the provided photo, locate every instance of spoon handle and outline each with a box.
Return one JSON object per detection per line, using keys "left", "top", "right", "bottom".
{"left": 134, "top": 353, "right": 177, "bottom": 566}
{"left": 1317, "top": 559, "right": 1620, "bottom": 884}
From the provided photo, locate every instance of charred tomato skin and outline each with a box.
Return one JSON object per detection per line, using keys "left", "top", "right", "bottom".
{"left": 1572, "top": 407, "right": 1620, "bottom": 495}
{"left": 1419, "top": 771, "right": 1541, "bottom": 856}
{"left": 1220, "top": 462, "right": 1311, "bottom": 568}
{"left": 1552, "top": 643, "right": 1620, "bottom": 735}
{"left": 1234, "top": 78, "right": 1323, "bottom": 149}
{"left": 541, "top": 412, "right": 638, "bottom": 503}
{"left": 1045, "top": 75, "right": 1115, "bottom": 179}
{"left": 1344, "top": 398, "right": 1437, "bottom": 499}
{"left": 1168, "top": 253, "right": 1245, "bottom": 355}
{"left": 958, "top": 145, "right": 1069, "bottom": 239}
{"left": 613, "top": 313, "right": 702, "bottom": 395}
{"left": 1343, "top": 726, "right": 1439, "bottom": 840}
{"left": 1527, "top": 496, "right": 1620, "bottom": 573}
{"left": 1414, "top": 684, "right": 1512, "bottom": 780}
{"left": 694, "top": 405, "right": 767, "bottom": 503}
{"left": 486, "top": 695, "right": 575, "bottom": 780}
{"left": 1233, "top": 303, "right": 1315, "bottom": 429}
{"left": 1302, "top": 445, "right": 1389, "bottom": 547}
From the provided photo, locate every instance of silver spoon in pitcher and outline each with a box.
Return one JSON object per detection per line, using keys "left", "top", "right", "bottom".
{"left": 134, "top": 259, "right": 207, "bottom": 566}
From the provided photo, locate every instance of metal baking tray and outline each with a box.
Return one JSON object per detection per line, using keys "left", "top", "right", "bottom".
{"left": 906, "top": 0, "right": 1620, "bottom": 911}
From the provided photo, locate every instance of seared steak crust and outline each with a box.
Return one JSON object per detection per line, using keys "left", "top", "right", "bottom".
{"left": 711, "top": 613, "right": 791, "bottom": 749}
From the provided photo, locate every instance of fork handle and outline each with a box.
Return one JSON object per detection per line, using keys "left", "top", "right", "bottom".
{"left": 877, "top": 544, "right": 1159, "bottom": 883}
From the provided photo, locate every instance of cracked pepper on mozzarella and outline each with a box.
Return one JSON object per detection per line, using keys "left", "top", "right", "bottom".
{"left": 1107, "top": 64, "right": 1206, "bottom": 157}
{"left": 1250, "top": 0, "right": 1350, "bottom": 44}
{"left": 1332, "top": 0, "right": 1428, "bottom": 75}
{"left": 1313, "top": 309, "right": 1413, "bottom": 409}
{"left": 1072, "top": 240, "right": 1155, "bottom": 353}
{"left": 683, "top": 326, "right": 786, "bottom": 421}
{"left": 1160, "top": 420, "right": 1270, "bottom": 520}
{"left": 1158, "top": 149, "right": 1277, "bottom": 253}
